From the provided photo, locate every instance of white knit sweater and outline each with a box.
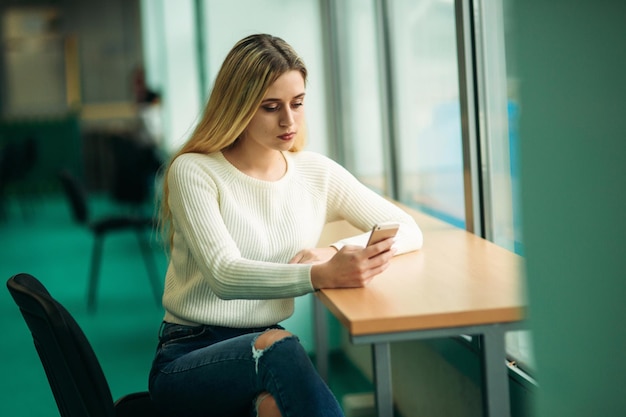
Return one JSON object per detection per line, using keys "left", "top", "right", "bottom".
{"left": 162, "top": 150, "right": 423, "bottom": 328}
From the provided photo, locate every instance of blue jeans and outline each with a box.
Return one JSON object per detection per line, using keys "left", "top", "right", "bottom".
{"left": 148, "top": 322, "right": 344, "bottom": 417}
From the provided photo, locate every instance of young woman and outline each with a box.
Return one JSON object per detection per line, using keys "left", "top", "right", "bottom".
{"left": 148, "top": 33, "right": 423, "bottom": 417}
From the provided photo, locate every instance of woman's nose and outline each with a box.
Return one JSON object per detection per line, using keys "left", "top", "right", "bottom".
{"left": 279, "top": 108, "right": 295, "bottom": 127}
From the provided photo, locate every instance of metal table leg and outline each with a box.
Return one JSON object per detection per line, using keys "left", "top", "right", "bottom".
{"left": 313, "top": 295, "right": 329, "bottom": 381}
{"left": 372, "top": 342, "right": 394, "bottom": 417}
{"left": 480, "top": 326, "right": 511, "bottom": 417}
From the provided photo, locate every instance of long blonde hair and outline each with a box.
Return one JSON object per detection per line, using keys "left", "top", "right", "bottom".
{"left": 160, "top": 34, "right": 308, "bottom": 247}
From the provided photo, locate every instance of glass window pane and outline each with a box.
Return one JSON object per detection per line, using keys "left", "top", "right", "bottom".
{"left": 477, "top": 0, "right": 522, "bottom": 254}
{"left": 480, "top": 0, "right": 532, "bottom": 372}
{"left": 140, "top": 0, "right": 201, "bottom": 152}
{"left": 335, "top": 0, "right": 388, "bottom": 195}
{"left": 389, "top": 0, "right": 465, "bottom": 228}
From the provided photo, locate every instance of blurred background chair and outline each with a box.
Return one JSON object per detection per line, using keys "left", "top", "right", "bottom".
{"left": 0, "top": 136, "right": 38, "bottom": 220}
{"left": 109, "top": 134, "right": 163, "bottom": 214}
{"left": 6, "top": 272, "right": 162, "bottom": 417}
{"left": 57, "top": 169, "right": 162, "bottom": 312}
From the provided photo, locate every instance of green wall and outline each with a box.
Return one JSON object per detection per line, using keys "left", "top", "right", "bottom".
{"left": 0, "top": 115, "right": 81, "bottom": 194}
{"left": 513, "top": 1, "right": 626, "bottom": 416}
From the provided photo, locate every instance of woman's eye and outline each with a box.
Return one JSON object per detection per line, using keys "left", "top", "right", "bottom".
{"left": 262, "top": 105, "right": 279, "bottom": 112}
{"left": 262, "top": 100, "right": 303, "bottom": 112}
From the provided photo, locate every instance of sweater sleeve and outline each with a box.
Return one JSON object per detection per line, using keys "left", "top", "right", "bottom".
{"left": 168, "top": 155, "right": 315, "bottom": 300}
{"left": 322, "top": 157, "right": 424, "bottom": 254}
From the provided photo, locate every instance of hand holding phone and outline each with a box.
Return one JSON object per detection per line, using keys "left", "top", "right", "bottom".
{"left": 366, "top": 222, "right": 400, "bottom": 246}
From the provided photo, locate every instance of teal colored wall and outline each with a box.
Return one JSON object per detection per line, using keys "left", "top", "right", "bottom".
{"left": 513, "top": 1, "right": 626, "bottom": 416}
{"left": 0, "top": 115, "right": 82, "bottom": 194}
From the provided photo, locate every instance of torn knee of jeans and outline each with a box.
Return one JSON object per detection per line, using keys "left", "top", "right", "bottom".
{"left": 251, "top": 331, "right": 297, "bottom": 374}
{"left": 251, "top": 343, "right": 263, "bottom": 374}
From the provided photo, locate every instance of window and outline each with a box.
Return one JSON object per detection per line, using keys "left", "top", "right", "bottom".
{"left": 477, "top": 0, "right": 532, "bottom": 371}
{"left": 334, "top": 0, "right": 465, "bottom": 223}
{"left": 332, "top": 0, "right": 533, "bottom": 374}
{"left": 474, "top": 0, "right": 523, "bottom": 255}
{"left": 327, "top": 0, "right": 388, "bottom": 194}
{"left": 387, "top": 0, "right": 465, "bottom": 228}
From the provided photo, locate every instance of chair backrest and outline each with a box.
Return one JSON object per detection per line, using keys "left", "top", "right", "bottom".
{"left": 58, "top": 169, "right": 89, "bottom": 224}
{"left": 7, "top": 273, "right": 116, "bottom": 417}
{"left": 110, "top": 135, "right": 162, "bottom": 207}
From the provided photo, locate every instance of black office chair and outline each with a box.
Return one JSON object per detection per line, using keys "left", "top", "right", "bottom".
{"left": 0, "top": 136, "right": 38, "bottom": 220}
{"left": 57, "top": 169, "right": 162, "bottom": 312}
{"left": 6, "top": 273, "right": 163, "bottom": 417}
{"left": 109, "top": 134, "right": 163, "bottom": 211}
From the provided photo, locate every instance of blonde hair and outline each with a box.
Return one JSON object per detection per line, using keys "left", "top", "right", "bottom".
{"left": 160, "top": 34, "right": 308, "bottom": 247}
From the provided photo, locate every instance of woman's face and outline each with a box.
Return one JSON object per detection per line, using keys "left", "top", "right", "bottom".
{"left": 240, "top": 70, "right": 305, "bottom": 153}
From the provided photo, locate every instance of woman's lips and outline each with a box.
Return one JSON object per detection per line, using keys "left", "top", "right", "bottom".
{"left": 278, "top": 132, "right": 295, "bottom": 141}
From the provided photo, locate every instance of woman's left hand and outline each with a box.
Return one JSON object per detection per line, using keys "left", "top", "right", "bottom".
{"left": 289, "top": 247, "right": 338, "bottom": 265}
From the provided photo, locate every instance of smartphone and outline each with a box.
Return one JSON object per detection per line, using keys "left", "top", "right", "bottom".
{"left": 366, "top": 222, "right": 400, "bottom": 246}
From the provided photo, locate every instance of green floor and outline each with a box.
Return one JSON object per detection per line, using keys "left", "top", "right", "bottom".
{"left": 0, "top": 193, "right": 372, "bottom": 416}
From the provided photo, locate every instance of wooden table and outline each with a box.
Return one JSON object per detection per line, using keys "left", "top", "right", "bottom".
{"left": 314, "top": 211, "right": 526, "bottom": 417}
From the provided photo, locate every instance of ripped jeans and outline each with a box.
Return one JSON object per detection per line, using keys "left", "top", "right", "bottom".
{"left": 148, "top": 322, "right": 344, "bottom": 417}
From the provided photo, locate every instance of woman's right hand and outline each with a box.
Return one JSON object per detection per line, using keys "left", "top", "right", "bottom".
{"left": 310, "top": 238, "right": 396, "bottom": 289}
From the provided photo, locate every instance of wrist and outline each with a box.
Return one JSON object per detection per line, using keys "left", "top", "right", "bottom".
{"left": 310, "top": 263, "right": 327, "bottom": 290}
